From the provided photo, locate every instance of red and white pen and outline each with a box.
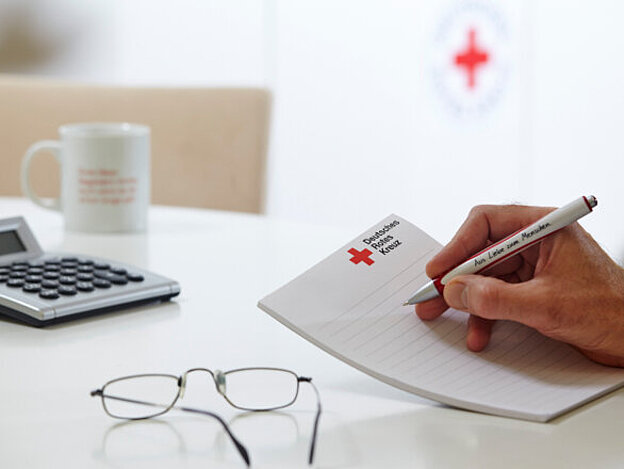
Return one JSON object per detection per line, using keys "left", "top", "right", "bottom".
{"left": 403, "top": 195, "right": 598, "bottom": 305}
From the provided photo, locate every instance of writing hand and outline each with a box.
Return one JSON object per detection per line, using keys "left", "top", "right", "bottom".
{"left": 415, "top": 204, "right": 624, "bottom": 367}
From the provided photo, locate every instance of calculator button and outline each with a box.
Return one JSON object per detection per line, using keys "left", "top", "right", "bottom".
{"left": 11, "top": 264, "right": 28, "bottom": 271}
{"left": 77, "top": 273, "right": 93, "bottom": 281}
{"left": 28, "top": 268, "right": 44, "bottom": 275}
{"left": 0, "top": 267, "right": 10, "bottom": 275}
{"left": 60, "top": 269, "right": 77, "bottom": 276}
{"left": 110, "top": 267, "right": 127, "bottom": 275}
{"left": 0, "top": 275, "right": 7, "bottom": 283}
{"left": 45, "top": 258, "right": 61, "bottom": 265}
{"left": 93, "top": 262, "right": 110, "bottom": 270}
{"left": 7, "top": 278, "right": 24, "bottom": 287}
{"left": 29, "top": 261, "right": 46, "bottom": 268}
{"left": 39, "top": 290, "right": 59, "bottom": 300}
{"left": 93, "top": 278, "right": 111, "bottom": 288}
{"left": 76, "top": 282, "right": 94, "bottom": 292}
{"left": 25, "top": 275, "right": 42, "bottom": 283}
{"left": 78, "top": 265, "right": 93, "bottom": 272}
{"left": 109, "top": 275, "right": 128, "bottom": 285}
{"left": 42, "top": 280, "right": 59, "bottom": 289}
{"left": 61, "top": 257, "right": 78, "bottom": 262}
{"left": 58, "top": 285, "right": 77, "bottom": 296}
{"left": 127, "top": 273, "right": 144, "bottom": 282}
{"left": 9, "top": 271, "right": 27, "bottom": 278}
{"left": 59, "top": 276, "right": 77, "bottom": 285}
{"left": 78, "top": 259, "right": 94, "bottom": 265}
{"left": 23, "top": 283, "right": 41, "bottom": 293}
{"left": 95, "top": 271, "right": 127, "bottom": 285}
{"left": 45, "top": 264, "right": 61, "bottom": 271}
{"left": 43, "top": 272, "right": 60, "bottom": 279}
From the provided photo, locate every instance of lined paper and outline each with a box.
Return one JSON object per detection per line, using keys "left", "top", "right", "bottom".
{"left": 259, "top": 214, "right": 624, "bottom": 421}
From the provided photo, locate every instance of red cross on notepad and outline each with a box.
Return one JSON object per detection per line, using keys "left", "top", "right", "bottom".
{"left": 454, "top": 28, "right": 489, "bottom": 90}
{"left": 348, "top": 248, "right": 374, "bottom": 266}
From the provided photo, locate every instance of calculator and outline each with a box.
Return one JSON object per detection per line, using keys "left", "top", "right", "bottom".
{"left": 0, "top": 217, "right": 180, "bottom": 326}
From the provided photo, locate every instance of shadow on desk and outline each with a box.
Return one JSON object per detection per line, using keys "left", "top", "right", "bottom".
{"left": 0, "top": 300, "right": 181, "bottom": 344}
{"left": 317, "top": 386, "right": 624, "bottom": 469}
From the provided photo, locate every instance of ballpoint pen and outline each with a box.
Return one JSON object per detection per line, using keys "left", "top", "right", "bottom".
{"left": 403, "top": 195, "right": 598, "bottom": 305}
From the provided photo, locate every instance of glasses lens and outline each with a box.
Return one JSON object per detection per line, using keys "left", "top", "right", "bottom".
{"left": 102, "top": 375, "right": 179, "bottom": 419}
{"left": 224, "top": 368, "right": 298, "bottom": 410}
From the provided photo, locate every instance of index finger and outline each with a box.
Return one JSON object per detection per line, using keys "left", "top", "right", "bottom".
{"left": 426, "top": 204, "right": 554, "bottom": 279}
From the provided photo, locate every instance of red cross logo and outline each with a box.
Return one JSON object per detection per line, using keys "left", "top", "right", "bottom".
{"left": 454, "top": 28, "right": 489, "bottom": 90}
{"left": 348, "top": 248, "right": 374, "bottom": 266}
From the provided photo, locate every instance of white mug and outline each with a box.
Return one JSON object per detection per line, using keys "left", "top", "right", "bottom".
{"left": 21, "top": 123, "right": 150, "bottom": 233}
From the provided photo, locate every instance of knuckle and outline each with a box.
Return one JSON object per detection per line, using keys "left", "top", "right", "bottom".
{"left": 468, "top": 205, "right": 486, "bottom": 218}
{"left": 468, "top": 204, "right": 495, "bottom": 218}
{"left": 455, "top": 236, "right": 474, "bottom": 261}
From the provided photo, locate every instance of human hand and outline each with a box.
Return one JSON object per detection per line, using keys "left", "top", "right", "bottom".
{"left": 415, "top": 204, "right": 624, "bottom": 367}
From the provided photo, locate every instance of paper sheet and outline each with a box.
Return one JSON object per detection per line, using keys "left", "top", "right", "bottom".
{"left": 258, "top": 214, "right": 624, "bottom": 421}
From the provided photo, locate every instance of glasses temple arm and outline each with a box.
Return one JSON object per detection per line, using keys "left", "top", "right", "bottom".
{"left": 90, "top": 390, "right": 168, "bottom": 409}
{"left": 298, "top": 377, "right": 322, "bottom": 466}
{"left": 178, "top": 405, "right": 251, "bottom": 467}
{"left": 89, "top": 390, "right": 250, "bottom": 467}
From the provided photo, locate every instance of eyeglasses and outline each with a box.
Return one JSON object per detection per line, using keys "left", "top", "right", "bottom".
{"left": 90, "top": 367, "right": 321, "bottom": 467}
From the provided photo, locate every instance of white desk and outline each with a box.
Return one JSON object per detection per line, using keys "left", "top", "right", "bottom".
{"left": 0, "top": 197, "right": 623, "bottom": 468}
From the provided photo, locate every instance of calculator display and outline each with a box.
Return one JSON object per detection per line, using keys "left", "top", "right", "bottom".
{"left": 0, "top": 231, "right": 26, "bottom": 256}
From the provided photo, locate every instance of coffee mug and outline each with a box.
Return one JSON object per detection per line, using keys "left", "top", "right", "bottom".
{"left": 21, "top": 123, "right": 150, "bottom": 233}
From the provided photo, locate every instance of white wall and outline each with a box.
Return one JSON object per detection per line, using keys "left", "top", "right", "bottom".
{"left": 267, "top": 1, "right": 531, "bottom": 244}
{"left": 267, "top": 0, "right": 624, "bottom": 261}
{"left": 531, "top": 0, "right": 624, "bottom": 259}
{"left": 2, "top": 0, "right": 624, "bottom": 259}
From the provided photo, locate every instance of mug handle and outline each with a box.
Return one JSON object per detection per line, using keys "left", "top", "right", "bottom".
{"left": 21, "top": 140, "right": 62, "bottom": 211}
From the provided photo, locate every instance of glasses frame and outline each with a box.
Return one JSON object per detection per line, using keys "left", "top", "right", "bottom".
{"left": 99, "top": 373, "right": 181, "bottom": 419}
{"left": 91, "top": 366, "right": 322, "bottom": 466}
{"left": 182, "top": 367, "right": 301, "bottom": 411}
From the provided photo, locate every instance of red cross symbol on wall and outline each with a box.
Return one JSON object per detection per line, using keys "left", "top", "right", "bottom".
{"left": 348, "top": 248, "right": 374, "bottom": 266}
{"left": 454, "top": 28, "right": 489, "bottom": 90}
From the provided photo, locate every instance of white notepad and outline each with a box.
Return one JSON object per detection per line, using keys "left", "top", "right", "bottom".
{"left": 258, "top": 214, "right": 624, "bottom": 422}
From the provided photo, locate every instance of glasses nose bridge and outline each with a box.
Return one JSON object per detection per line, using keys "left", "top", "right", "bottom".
{"left": 214, "top": 369, "right": 226, "bottom": 396}
{"left": 179, "top": 368, "right": 219, "bottom": 399}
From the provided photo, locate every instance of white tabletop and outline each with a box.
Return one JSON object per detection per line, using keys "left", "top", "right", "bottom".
{"left": 0, "top": 197, "right": 623, "bottom": 469}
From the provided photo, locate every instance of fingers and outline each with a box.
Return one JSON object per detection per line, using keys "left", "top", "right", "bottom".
{"left": 426, "top": 204, "right": 554, "bottom": 279}
{"left": 482, "top": 254, "right": 523, "bottom": 278}
{"left": 415, "top": 289, "right": 495, "bottom": 353}
{"left": 443, "top": 274, "right": 541, "bottom": 326}
{"left": 414, "top": 296, "right": 447, "bottom": 321}
{"left": 467, "top": 315, "right": 493, "bottom": 351}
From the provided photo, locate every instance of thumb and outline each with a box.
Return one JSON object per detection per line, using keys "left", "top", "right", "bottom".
{"left": 443, "top": 275, "right": 537, "bottom": 322}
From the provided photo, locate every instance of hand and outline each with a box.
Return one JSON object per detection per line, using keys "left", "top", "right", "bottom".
{"left": 415, "top": 204, "right": 624, "bottom": 367}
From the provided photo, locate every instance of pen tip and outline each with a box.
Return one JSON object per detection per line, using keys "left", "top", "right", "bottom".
{"left": 402, "top": 302, "right": 410, "bottom": 306}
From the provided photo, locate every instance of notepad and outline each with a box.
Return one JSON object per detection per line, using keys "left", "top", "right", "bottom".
{"left": 258, "top": 214, "right": 624, "bottom": 422}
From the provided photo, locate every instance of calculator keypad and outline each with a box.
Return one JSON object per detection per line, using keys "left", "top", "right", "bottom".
{"left": 0, "top": 257, "right": 144, "bottom": 301}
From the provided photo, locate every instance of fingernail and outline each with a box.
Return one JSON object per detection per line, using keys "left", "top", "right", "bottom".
{"left": 445, "top": 280, "right": 468, "bottom": 310}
